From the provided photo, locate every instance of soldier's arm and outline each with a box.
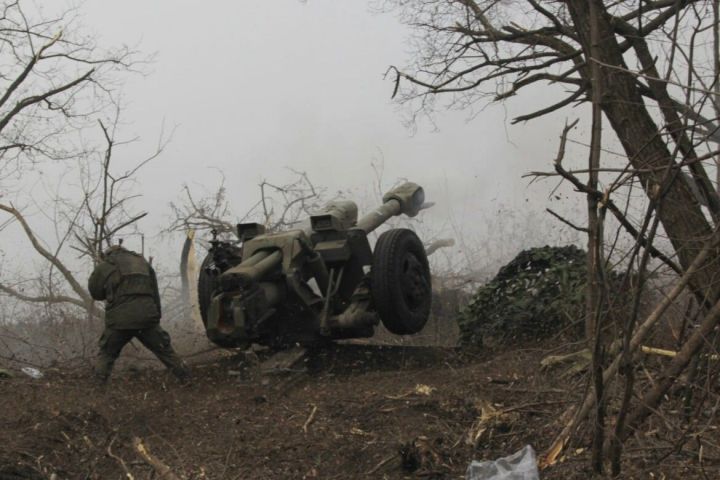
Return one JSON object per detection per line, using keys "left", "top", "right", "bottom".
{"left": 149, "top": 265, "right": 162, "bottom": 318}
{"left": 88, "top": 262, "right": 114, "bottom": 301}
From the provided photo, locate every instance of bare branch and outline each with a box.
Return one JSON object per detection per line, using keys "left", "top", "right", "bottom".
{"left": 546, "top": 208, "right": 588, "bottom": 233}
{"left": 0, "top": 202, "right": 91, "bottom": 305}
{"left": 0, "top": 281, "right": 85, "bottom": 308}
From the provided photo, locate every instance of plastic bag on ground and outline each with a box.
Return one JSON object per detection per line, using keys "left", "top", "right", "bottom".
{"left": 466, "top": 445, "right": 539, "bottom": 480}
{"left": 20, "top": 367, "right": 44, "bottom": 379}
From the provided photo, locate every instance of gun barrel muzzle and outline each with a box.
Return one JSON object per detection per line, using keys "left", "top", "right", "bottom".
{"left": 355, "top": 182, "right": 426, "bottom": 233}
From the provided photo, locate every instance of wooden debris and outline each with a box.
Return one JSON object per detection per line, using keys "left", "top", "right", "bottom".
{"left": 132, "top": 437, "right": 179, "bottom": 480}
{"left": 465, "top": 399, "right": 520, "bottom": 447}
{"left": 302, "top": 404, "right": 318, "bottom": 433}
{"left": 540, "top": 349, "right": 592, "bottom": 378}
{"left": 366, "top": 453, "right": 395, "bottom": 475}
{"left": 640, "top": 345, "right": 719, "bottom": 360}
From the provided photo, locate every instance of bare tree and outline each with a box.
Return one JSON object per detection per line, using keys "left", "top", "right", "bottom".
{"left": 74, "top": 111, "right": 171, "bottom": 262}
{"left": 383, "top": 0, "right": 720, "bottom": 296}
{"left": 0, "top": 0, "right": 160, "bottom": 323}
{"left": 0, "top": 113, "right": 168, "bottom": 318}
{"left": 168, "top": 169, "right": 326, "bottom": 239}
{"left": 0, "top": 0, "right": 142, "bottom": 193}
{"left": 381, "top": 0, "right": 720, "bottom": 473}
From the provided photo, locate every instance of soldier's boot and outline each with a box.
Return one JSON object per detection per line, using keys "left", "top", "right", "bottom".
{"left": 172, "top": 362, "right": 192, "bottom": 385}
{"left": 161, "top": 352, "right": 191, "bottom": 384}
{"left": 93, "top": 353, "right": 115, "bottom": 384}
{"left": 137, "top": 326, "right": 191, "bottom": 383}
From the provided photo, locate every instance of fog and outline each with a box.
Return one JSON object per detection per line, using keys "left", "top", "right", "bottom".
{"left": 2, "top": 0, "right": 587, "bottom": 284}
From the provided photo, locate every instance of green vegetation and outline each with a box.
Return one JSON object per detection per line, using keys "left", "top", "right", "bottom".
{"left": 459, "top": 245, "right": 588, "bottom": 345}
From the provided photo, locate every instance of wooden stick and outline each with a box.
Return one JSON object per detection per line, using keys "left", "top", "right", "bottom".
{"left": 366, "top": 453, "right": 395, "bottom": 475}
{"left": 640, "top": 345, "right": 720, "bottom": 360}
{"left": 132, "top": 437, "right": 180, "bottom": 480}
{"left": 302, "top": 405, "right": 318, "bottom": 433}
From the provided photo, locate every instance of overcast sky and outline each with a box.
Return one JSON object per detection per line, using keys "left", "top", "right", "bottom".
{"left": 4, "top": 0, "right": 587, "bottom": 280}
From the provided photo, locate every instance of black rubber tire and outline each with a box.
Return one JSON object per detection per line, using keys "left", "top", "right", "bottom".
{"left": 371, "top": 228, "right": 432, "bottom": 335}
{"left": 198, "top": 252, "right": 220, "bottom": 327}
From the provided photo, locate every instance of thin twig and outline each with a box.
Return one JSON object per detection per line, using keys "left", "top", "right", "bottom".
{"left": 546, "top": 208, "right": 588, "bottom": 233}
{"left": 366, "top": 453, "right": 395, "bottom": 476}
{"left": 107, "top": 435, "right": 135, "bottom": 480}
{"left": 302, "top": 404, "right": 318, "bottom": 433}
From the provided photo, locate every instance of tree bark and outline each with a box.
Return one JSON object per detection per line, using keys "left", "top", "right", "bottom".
{"left": 566, "top": 0, "right": 720, "bottom": 302}
{"left": 587, "top": 1, "right": 605, "bottom": 471}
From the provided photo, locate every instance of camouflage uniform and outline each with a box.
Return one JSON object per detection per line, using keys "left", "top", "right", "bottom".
{"left": 88, "top": 246, "right": 189, "bottom": 382}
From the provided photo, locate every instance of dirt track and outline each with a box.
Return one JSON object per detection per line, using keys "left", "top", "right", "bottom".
{"left": 1, "top": 342, "right": 717, "bottom": 479}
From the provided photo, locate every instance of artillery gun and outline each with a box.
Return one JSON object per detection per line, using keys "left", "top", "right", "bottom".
{"left": 197, "top": 182, "right": 432, "bottom": 348}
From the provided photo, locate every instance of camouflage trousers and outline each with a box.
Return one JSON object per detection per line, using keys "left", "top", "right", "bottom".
{"left": 95, "top": 326, "right": 190, "bottom": 382}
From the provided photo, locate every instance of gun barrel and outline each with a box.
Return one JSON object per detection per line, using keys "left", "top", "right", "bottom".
{"left": 220, "top": 250, "right": 283, "bottom": 290}
{"left": 356, "top": 199, "right": 402, "bottom": 233}
{"left": 248, "top": 250, "right": 283, "bottom": 281}
{"left": 355, "top": 182, "right": 426, "bottom": 233}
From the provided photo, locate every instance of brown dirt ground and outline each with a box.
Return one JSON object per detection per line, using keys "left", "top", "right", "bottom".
{"left": 1, "top": 339, "right": 719, "bottom": 479}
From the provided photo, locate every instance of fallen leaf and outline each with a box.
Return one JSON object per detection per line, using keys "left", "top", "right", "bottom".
{"left": 414, "top": 384, "right": 435, "bottom": 396}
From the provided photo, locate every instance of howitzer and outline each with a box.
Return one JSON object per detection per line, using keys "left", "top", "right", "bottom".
{"left": 198, "top": 182, "right": 432, "bottom": 348}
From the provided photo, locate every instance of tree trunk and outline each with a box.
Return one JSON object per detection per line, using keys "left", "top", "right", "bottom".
{"left": 566, "top": 0, "right": 720, "bottom": 302}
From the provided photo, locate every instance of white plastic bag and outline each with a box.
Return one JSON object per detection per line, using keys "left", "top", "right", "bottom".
{"left": 20, "top": 367, "right": 44, "bottom": 379}
{"left": 466, "top": 445, "right": 539, "bottom": 480}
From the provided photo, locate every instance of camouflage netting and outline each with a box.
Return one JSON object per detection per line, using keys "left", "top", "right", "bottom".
{"left": 459, "top": 245, "right": 588, "bottom": 346}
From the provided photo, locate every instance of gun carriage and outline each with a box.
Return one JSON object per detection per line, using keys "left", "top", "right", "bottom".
{"left": 197, "top": 182, "right": 432, "bottom": 348}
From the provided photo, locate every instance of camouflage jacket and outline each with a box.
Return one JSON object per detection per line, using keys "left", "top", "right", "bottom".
{"left": 88, "top": 247, "right": 162, "bottom": 329}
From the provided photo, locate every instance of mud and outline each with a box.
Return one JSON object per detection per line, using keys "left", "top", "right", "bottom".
{"left": 1, "top": 342, "right": 716, "bottom": 479}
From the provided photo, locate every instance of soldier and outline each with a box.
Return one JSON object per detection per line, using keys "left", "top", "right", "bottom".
{"left": 88, "top": 244, "right": 190, "bottom": 383}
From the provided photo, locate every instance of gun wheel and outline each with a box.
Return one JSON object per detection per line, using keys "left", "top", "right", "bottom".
{"left": 198, "top": 252, "right": 220, "bottom": 327}
{"left": 371, "top": 228, "right": 431, "bottom": 335}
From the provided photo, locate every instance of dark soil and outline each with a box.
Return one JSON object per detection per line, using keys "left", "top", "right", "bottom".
{"left": 1, "top": 341, "right": 717, "bottom": 479}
